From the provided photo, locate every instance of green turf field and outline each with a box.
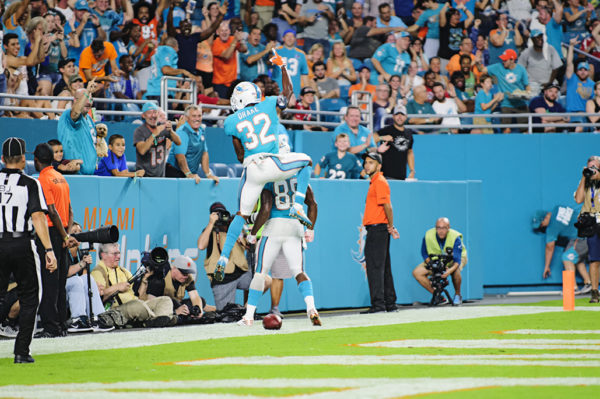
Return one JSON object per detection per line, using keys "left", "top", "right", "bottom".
{"left": 1, "top": 305, "right": 599, "bottom": 398}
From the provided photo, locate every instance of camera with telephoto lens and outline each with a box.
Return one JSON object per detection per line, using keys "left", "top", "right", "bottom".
{"left": 215, "top": 210, "right": 232, "bottom": 227}
{"left": 583, "top": 166, "right": 599, "bottom": 179}
{"left": 425, "top": 247, "right": 455, "bottom": 306}
{"left": 140, "top": 247, "right": 170, "bottom": 279}
{"left": 575, "top": 213, "right": 599, "bottom": 237}
{"left": 189, "top": 305, "right": 201, "bottom": 317}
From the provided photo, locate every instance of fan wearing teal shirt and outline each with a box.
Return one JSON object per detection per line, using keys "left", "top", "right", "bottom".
{"left": 270, "top": 30, "right": 309, "bottom": 98}
{"left": 370, "top": 31, "right": 411, "bottom": 85}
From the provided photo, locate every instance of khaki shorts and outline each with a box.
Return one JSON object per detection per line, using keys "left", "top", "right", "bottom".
{"left": 473, "top": 117, "right": 493, "bottom": 134}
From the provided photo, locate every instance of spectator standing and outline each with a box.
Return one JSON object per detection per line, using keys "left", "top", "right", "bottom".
{"left": 375, "top": 104, "right": 415, "bottom": 180}
{"left": 65, "top": 0, "right": 106, "bottom": 61}
{"left": 165, "top": 105, "right": 220, "bottom": 183}
{"left": 299, "top": 0, "right": 335, "bottom": 55}
{"left": 374, "top": 2, "right": 407, "bottom": 32}
{"left": 528, "top": 2, "right": 564, "bottom": 58}
{"left": 314, "top": 133, "right": 363, "bottom": 179}
{"left": 529, "top": 83, "right": 568, "bottom": 133}
{"left": 349, "top": 65, "right": 377, "bottom": 105}
{"left": 240, "top": 27, "right": 277, "bottom": 82}
{"left": 473, "top": 74, "right": 503, "bottom": 134}
{"left": 586, "top": 81, "right": 600, "bottom": 131}
{"left": 79, "top": 39, "right": 122, "bottom": 84}
{"left": 4, "top": 32, "right": 41, "bottom": 96}
{"left": 212, "top": 20, "right": 248, "bottom": 98}
{"left": 404, "top": 0, "right": 444, "bottom": 59}
{"left": 271, "top": 29, "right": 309, "bottom": 98}
{"left": 566, "top": 38, "right": 595, "bottom": 132}
{"left": 0, "top": 137, "right": 56, "bottom": 364}
{"left": 133, "top": 102, "right": 182, "bottom": 177}
{"left": 311, "top": 60, "right": 340, "bottom": 99}
{"left": 518, "top": 29, "right": 562, "bottom": 95}
{"left": 360, "top": 151, "right": 400, "bottom": 313}
{"left": 57, "top": 82, "right": 99, "bottom": 175}
{"left": 333, "top": 106, "right": 376, "bottom": 154}
{"left": 371, "top": 31, "right": 411, "bottom": 84}
{"left": 438, "top": 2, "right": 474, "bottom": 68}
{"left": 488, "top": 13, "right": 522, "bottom": 66}
{"left": 446, "top": 37, "right": 480, "bottom": 78}
{"left": 483, "top": 49, "right": 530, "bottom": 133}
{"left": 2, "top": 0, "right": 31, "bottom": 57}
{"left": 306, "top": 43, "right": 325, "bottom": 80}
{"left": 91, "top": 0, "right": 123, "bottom": 35}
{"left": 347, "top": 16, "right": 380, "bottom": 60}
{"left": 33, "top": 143, "right": 79, "bottom": 338}
{"left": 431, "top": 82, "right": 466, "bottom": 134}
{"left": 563, "top": 0, "right": 593, "bottom": 43}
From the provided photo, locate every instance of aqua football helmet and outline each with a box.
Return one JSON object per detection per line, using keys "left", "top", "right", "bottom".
{"left": 230, "top": 82, "right": 262, "bottom": 112}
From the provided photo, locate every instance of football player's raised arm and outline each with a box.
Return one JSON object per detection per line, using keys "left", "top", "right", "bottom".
{"left": 232, "top": 136, "right": 245, "bottom": 163}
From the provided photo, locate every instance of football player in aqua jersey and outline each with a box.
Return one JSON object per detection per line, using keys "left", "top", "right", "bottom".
{"left": 213, "top": 50, "right": 314, "bottom": 283}
{"left": 238, "top": 136, "right": 321, "bottom": 327}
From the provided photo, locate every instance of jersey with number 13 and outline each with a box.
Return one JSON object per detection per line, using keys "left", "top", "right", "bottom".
{"left": 224, "top": 96, "right": 280, "bottom": 159}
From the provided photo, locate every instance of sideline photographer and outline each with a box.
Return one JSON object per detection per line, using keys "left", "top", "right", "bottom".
{"left": 412, "top": 217, "right": 468, "bottom": 305}
{"left": 91, "top": 243, "right": 176, "bottom": 328}
{"left": 197, "top": 202, "right": 252, "bottom": 312}
{"left": 136, "top": 254, "right": 210, "bottom": 324}
{"left": 574, "top": 156, "right": 600, "bottom": 303}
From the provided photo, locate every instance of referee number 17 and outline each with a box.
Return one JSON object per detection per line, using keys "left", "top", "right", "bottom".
{"left": 0, "top": 192, "right": 13, "bottom": 204}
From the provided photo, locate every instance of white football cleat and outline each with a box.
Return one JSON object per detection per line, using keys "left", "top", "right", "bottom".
{"left": 237, "top": 317, "right": 253, "bottom": 327}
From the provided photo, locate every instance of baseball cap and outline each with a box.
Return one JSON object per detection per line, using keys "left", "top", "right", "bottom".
{"left": 69, "top": 74, "right": 83, "bottom": 84}
{"left": 301, "top": 86, "right": 316, "bottom": 96}
{"left": 393, "top": 105, "right": 407, "bottom": 115}
{"left": 578, "top": 61, "right": 590, "bottom": 70}
{"left": 172, "top": 255, "right": 197, "bottom": 275}
{"left": 530, "top": 29, "right": 543, "bottom": 38}
{"left": 74, "top": 0, "right": 90, "bottom": 11}
{"left": 498, "top": 48, "right": 518, "bottom": 61}
{"left": 210, "top": 202, "right": 227, "bottom": 213}
{"left": 531, "top": 210, "right": 548, "bottom": 231}
{"left": 543, "top": 82, "right": 560, "bottom": 91}
{"left": 282, "top": 29, "right": 296, "bottom": 37}
{"left": 362, "top": 151, "right": 382, "bottom": 164}
{"left": 58, "top": 58, "right": 75, "bottom": 70}
{"left": 142, "top": 102, "right": 160, "bottom": 113}
{"left": 2, "top": 137, "right": 26, "bottom": 157}
{"left": 358, "top": 64, "right": 370, "bottom": 72}
{"left": 394, "top": 31, "right": 410, "bottom": 39}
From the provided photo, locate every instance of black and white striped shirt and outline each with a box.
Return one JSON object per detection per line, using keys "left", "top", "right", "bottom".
{"left": 0, "top": 168, "right": 48, "bottom": 234}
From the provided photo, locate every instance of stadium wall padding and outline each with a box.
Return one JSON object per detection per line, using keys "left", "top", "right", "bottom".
{"left": 4, "top": 117, "right": 594, "bottom": 291}
{"left": 64, "top": 176, "right": 482, "bottom": 311}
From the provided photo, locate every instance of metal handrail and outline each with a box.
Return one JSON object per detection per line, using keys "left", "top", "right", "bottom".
{"left": 350, "top": 90, "right": 374, "bottom": 132}
{"left": 160, "top": 76, "right": 197, "bottom": 114}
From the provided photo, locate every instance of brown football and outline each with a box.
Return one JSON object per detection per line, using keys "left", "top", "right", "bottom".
{"left": 262, "top": 313, "right": 282, "bottom": 330}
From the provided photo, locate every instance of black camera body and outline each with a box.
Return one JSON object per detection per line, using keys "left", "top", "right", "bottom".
{"left": 141, "top": 247, "right": 170, "bottom": 279}
{"left": 583, "top": 166, "right": 599, "bottom": 179}
{"left": 214, "top": 210, "right": 232, "bottom": 228}
{"left": 425, "top": 248, "right": 455, "bottom": 306}
{"left": 575, "top": 212, "right": 599, "bottom": 237}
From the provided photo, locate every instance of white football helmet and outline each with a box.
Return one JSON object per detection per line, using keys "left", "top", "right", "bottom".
{"left": 230, "top": 82, "right": 262, "bottom": 111}
{"left": 278, "top": 134, "right": 290, "bottom": 154}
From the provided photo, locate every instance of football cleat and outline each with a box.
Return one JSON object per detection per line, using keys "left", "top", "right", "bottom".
{"left": 237, "top": 317, "right": 253, "bottom": 327}
{"left": 308, "top": 309, "right": 322, "bottom": 327}
{"left": 214, "top": 256, "right": 228, "bottom": 282}
{"left": 290, "top": 203, "right": 313, "bottom": 229}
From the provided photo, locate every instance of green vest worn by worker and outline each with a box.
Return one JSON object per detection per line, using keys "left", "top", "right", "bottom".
{"left": 424, "top": 228, "right": 468, "bottom": 259}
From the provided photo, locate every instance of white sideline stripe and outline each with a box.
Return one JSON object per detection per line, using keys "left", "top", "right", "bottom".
{"left": 504, "top": 329, "right": 600, "bottom": 335}
{"left": 1, "top": 306, "right": 599, "bottom": 359}
{"left": 359, "top": 339, "right": 600, "bottom": 350}
{"left": 176, "top": 354, "right": 600, "bottom": 367}
{"left": 2, "top": 378, "right": 600, "bottom": 399}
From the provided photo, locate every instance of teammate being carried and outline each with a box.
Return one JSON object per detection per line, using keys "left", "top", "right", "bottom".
{"left": 213, "top": 50, "right": 313, "bottom": 283}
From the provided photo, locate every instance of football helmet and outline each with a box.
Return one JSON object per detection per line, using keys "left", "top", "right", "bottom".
{"left": 230, "top": 82, "right": 262, "bottom": 112}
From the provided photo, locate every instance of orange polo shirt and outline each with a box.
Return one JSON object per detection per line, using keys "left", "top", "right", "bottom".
{"left": 78, "top": 41, "right": 118, "bottom": 82}
{"left": 38, "top": 166, "right": 71, "bottom": 227}
{"left": 363, "top": 172, "right": 391, "bottom": 226}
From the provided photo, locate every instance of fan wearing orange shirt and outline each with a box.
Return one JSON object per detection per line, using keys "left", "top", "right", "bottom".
{"left": 212, "top": 21, "right": 247, "bottom": 98}
{"left": 79, "top": 39, "right": 123, "bottom": 101}
{"left": 131, "top": 0, "right": 168, "bottom": 62}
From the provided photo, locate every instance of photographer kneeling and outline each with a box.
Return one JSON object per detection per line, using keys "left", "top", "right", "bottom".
{"left": 136, "top": 254, "right": 210, "bottom": 324}
{"left": 197, "top": 202, "right": 252, "bottom": 312}
{"left": 412, "top": 217, "right": 468, "bottom": 305}
{"left": 574, "top": 156, "right": 600, "bottom": 303}
{"left": 91, "top": 243, "right": 176, "bottom": 328}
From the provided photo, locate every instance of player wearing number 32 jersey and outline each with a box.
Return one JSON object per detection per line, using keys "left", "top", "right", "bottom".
{"left": 213, "top": 50, "right": 313, "bottom": 283}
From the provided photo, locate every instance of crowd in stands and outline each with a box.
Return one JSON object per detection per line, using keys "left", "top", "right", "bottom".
{"left": 0, "top": 0, "right": 599, "bottom": 135}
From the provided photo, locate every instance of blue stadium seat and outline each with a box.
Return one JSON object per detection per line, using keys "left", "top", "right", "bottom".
{"left": 230, "top": 163, "right": 244, "bottom": 177}
{"left": 127, "top": 161, "right": 136, "bottom": 172}
{"left": 350, "top": 57, "right": 362, "bottom": 71}
{"left": 210, "top": 163, "right": 234, "bottom": 177}
{"left": 319, "top": 98, "right": 347, "bottom": 124}
{"left": 340, "top": 85, "right": 350, "bottom": 102}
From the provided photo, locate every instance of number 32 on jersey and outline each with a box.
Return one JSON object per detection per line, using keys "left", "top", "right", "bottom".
{"left": 236, "top": 112, "right": 275, "bottom": 150}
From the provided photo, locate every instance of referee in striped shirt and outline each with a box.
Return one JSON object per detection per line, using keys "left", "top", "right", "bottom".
{"left": 0, "top": 138, "right": 57, "bottom": 364}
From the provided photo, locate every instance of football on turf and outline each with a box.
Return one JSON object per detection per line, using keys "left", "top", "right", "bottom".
{"left": 262, "top": 313, "right": 282, "bottom": 330}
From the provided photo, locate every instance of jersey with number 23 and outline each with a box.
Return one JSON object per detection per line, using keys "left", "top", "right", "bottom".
{"left": 224, "top": 96, "right": 280, "bottom": 159}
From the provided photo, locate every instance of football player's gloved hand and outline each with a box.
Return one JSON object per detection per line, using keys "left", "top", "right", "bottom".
{"left": 270, "top": 49, "right": 286, "bottom": 68}
{"left": 304, "top": 229, "right": 314, "bottom": 243}
{"left": 247, "top": 234, "right": 257, "bottom": 245}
